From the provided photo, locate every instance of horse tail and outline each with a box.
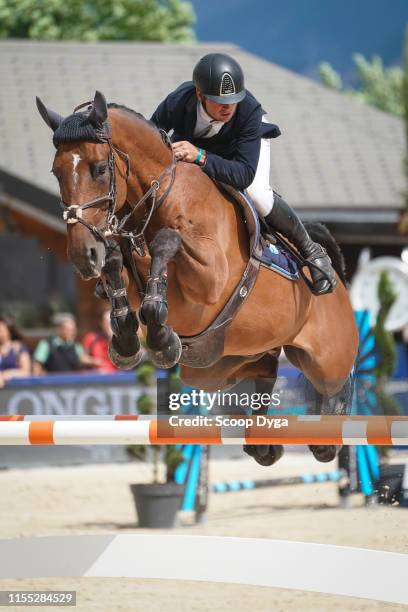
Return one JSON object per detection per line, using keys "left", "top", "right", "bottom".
{"left": 305, "top": 222, "right": 346, "bottom": 285}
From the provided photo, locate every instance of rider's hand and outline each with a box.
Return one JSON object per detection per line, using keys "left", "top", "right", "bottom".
{"left": 172, "top": 141, "right": 199, "bottom": 163}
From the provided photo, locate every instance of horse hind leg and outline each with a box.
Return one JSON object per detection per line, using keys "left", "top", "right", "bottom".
{"left": 306, "top": 374, "right": 354, "bottom": 463}
{"left": 240, "top": 353, "right": 284, "bottom": 467}
{"left": 139, "top": 228, "right": 182, "bottom": 368}
{"left": 285, "top": 347, "right": 354, "bottom": 463}
{"left": 293, "top": 377, "right": 337, "bottom": 462}
{"left": 243, "top": 377, "right": 284, "bottom": 466}
{"left": 182, "top": 351, "right": 284, "bottom": 467}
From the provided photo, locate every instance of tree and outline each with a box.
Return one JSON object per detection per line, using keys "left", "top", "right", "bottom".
{"left": 398, "top": 26, "right": 408, "bottom": 233}
{"left": 319, "top": 54, "right": 403, "bottom": 117}
{"left": 0, "top": 0, "right": 195, "bottom": 42}
{"left": 373, "top": 272, "right": 401, "bottom": 421}
{"left": 404, "top": 26, "right": 408, "bottom": 208}
{"left": 374, "top": 272, "right": 397, "bottom": 381}
{"left": 319, "top": 62, "right": 342, "bottom": 92}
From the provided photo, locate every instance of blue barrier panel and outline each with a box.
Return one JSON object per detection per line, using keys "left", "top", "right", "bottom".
{"left": 5, "top": 372, "right": 136, "bottom": 387}
{"left": 0, "top": 372, "right": 140, "bottom": 415}
{"left": 353, "top": 311, "right": 380, "bottom": 499}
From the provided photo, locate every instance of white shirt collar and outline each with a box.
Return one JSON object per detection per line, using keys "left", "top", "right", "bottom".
{"left": 197, "top": 101, "right": 223, "bottom": 126}
{"left": 194, "top": 101, "right": 224, "bottom": 138}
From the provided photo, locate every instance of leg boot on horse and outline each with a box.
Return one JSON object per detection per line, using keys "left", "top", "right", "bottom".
{"left": 139, "top": 228, "right": 183, "bottom": 368}
{"left": 243, "top": 376, "right": 284, "bottom": 467}
{"left": 102, "top": 243, "right": 143, "bottom": 369}
{"left": 307, "top": 373, "right": 355, "bottom": 462}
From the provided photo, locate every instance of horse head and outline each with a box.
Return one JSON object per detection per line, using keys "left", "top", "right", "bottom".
{"left": 36, "top": 91, "right": 129, "bottom": 279}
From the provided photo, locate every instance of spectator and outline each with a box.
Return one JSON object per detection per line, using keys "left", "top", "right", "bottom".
{"left": 82, "top": 309, "right": 118, "bottom": 374}
{"left": 33, "top": 313, "right": 100, "bottom": 374}
{"left": 0, "top": 316, "right": 31, "bottom": 387}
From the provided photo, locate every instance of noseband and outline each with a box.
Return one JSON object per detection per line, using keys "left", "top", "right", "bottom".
{"left": 60, "top": 105, "right": 176, "bottom": 256}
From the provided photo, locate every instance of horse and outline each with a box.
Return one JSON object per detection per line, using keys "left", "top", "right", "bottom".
{"left": 36, "top": 91, "right": 359, "bottom": 466}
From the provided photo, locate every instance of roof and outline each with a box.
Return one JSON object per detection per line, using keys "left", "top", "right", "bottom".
{"left": 0, "top": 40, "right": 404, "bottom": 219}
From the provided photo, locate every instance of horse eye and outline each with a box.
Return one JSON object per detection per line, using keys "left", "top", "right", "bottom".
{"left": 92, "top": 162, "right": 108, "bottom": 178}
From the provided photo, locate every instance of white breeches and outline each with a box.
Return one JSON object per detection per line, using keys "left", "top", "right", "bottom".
{"left": 246, "top": 121, "right": 275, "bottom": 217}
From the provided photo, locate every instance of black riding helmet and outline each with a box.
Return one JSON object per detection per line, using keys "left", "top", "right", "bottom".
{"left": 193, "top": 53, "right": 246, "bottom": 104}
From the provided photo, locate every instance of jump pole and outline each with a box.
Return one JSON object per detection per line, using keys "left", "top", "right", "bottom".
{"left": 0, "top": 416, "right": 407, "bottom": 445}
{"left": 212, "top": 469, "right": 348, "bottom": 493}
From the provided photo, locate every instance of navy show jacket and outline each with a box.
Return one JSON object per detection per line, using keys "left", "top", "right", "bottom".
{"left": 150, "top": 81, "right": 280, "bottom": 191}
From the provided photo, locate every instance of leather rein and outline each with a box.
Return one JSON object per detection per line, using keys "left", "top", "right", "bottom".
{"left": 59, "top": 102, "right": 177, "bottom": 257}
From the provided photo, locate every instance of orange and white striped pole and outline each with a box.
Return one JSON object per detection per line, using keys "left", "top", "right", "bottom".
{"left": 0, "top": 415, "right": 406, "bottom": 445}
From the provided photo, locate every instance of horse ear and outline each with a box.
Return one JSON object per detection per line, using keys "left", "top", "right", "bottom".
{"left": 36, "top": 97, "right": 64, "bottom": 131}
{"left": 88, "top": 90, "right": 108, "bottom": 127}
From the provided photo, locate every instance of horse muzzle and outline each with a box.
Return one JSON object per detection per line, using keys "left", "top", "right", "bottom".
{"left": 70, "top": 241, "right": 106, "bottom": 280}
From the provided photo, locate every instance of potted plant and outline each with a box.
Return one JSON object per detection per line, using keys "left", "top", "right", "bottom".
{"left": 128, "top": 362, "right": 184, "bottom": 528}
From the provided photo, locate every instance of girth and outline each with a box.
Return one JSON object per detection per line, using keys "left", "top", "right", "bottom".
{"left": 178, "top": 255, "right": 260, "bottom": 368}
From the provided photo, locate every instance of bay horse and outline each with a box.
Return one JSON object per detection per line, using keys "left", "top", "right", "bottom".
{"left": 36, "top": 91, "right": 359, "bottom": 465}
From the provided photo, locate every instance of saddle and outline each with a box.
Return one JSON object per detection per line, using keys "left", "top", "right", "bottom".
{"left": 219, "top": 184, "right": 299, "bottom": 282}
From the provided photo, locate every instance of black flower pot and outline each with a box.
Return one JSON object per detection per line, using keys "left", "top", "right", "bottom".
{"left": 130, "top": 482, "right": 184, "bottom": 528}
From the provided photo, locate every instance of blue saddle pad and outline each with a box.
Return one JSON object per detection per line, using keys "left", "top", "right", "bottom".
{"left": 216, "top": 183, "right": 300, "bottom": 282}
{"left": 255, "top": 240, "right": 299, "bottom": 281}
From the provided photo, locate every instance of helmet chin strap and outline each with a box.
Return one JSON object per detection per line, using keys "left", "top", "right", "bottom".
{"left": 201, "top": 96, "right": 209, "bottom": 114}
{"left": 197, "top": 92, "right": 218, "bottom": 122}
{"left": 196, "top": 88, "right": 210, "bottom": 115}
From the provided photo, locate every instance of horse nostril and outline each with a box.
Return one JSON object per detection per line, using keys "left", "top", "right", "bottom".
{"left": 89, "top": 247, "right": 98, "bottom": 268}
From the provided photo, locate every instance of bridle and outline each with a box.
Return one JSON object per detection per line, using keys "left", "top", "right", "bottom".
{"left": 60, "top": 102, "right": 177, "bottom": 256}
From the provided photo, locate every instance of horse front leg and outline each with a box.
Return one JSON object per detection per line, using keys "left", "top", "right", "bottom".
{"left": 139, "top": 228, "right": 182, "bottom": 368}
{"left": 102, "top": 243, "right": 143, "bottom": 369}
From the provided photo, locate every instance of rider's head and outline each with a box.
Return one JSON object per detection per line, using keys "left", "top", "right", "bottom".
{"left": 193, "top": 53, "right": 246, "bottom": 123}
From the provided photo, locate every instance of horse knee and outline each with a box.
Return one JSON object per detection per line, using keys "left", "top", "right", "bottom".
{"left": 149, "top": 228, "right": 181, "bottom": 273}
{"left": 102, "top": 243, "right": 123, "bottom": 275}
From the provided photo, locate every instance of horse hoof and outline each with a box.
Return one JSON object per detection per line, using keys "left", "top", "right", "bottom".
{"left": 309, "top": 444, "right": 340, "bottom": 463}
{"left": 148, "top": 332, "right": 182, "bottom": 369}
{"left": 108, "top": 344, "right": 144, "bottom": 370}
{"left": 243, "top": 444, "right": 284, "bottom": 467}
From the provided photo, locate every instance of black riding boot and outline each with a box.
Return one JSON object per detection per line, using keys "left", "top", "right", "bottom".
{"left": 264, "top": 195, "right": 337, "bottom": 295}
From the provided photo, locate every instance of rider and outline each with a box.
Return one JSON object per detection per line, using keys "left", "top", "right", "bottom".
{"left": 151, "top": 53, "right": 336, "bottom": 295}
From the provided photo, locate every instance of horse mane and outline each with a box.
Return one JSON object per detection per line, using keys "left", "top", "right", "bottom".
{"left": 107, "top": 103, "right": 145, "bottom": 121}
{"left": 52, "top": 102, "right": 160, "bottom": 148}
{"left": 305, "top": 222, "right": 347, "bottom": 285}
{"left": 107, "top": 103, "right": 164, "bottom": 137}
